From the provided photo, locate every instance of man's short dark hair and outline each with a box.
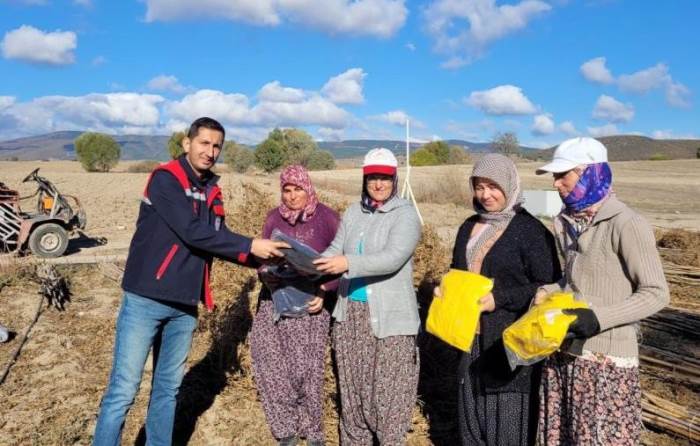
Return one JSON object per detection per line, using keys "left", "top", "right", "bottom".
{"left": 187, "top": 117, "right": 225, "bottom": 140}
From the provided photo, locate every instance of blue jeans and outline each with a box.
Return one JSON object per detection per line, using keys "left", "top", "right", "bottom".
{"left": 93, "top": 292, "right": 198, "bottom": 446}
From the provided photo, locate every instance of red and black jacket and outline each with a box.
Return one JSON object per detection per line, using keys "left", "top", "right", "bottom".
{"left": 121, "top": 156, "right": 252, "bottom": 309}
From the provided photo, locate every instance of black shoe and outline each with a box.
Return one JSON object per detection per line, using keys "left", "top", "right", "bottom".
{"left": 278, "top": 436, "right": 298, "bottom": 446}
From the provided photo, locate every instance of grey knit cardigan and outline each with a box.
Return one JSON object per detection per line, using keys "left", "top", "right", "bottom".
{"left": 541, "top": 196, "right": 669, "bottom": 358}
{"left": 322, "top": 196, "right": 422, "bottom": 338}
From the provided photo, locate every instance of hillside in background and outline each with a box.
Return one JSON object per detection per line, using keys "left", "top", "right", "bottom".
{"left": 524, "top": 135, "right": 700, "bottom": 161}
{"left": 1, "top": 132, "right": 698, "bottom": 162}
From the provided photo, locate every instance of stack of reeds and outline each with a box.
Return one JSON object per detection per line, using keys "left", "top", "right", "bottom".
{"left": 641, "top": 307, "right": 700, "bottom": 442}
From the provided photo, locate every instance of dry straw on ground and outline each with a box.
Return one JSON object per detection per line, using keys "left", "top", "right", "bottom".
{"left": 0, "top": 178, "right": 698, "bottom": 445}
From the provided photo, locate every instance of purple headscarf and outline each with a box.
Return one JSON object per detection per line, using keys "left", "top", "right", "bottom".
{"left": 563, "top": 162, "right": 613, "bottom": 214}
{"left": 278, "top": 165, "right": 319, "bottom": 225}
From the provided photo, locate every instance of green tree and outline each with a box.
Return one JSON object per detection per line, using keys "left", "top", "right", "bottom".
{"left": 223, "top": 141, "right": 255, "bottom": 173}
{"left": 74, "top": 132, "right": 121, "bottom": 172}
{"left": 255, "top": 129, "right": 286, "bottom": 172}
{"left": 447, "top": 146, "right": 470, "bottom": 164}
{"left": 167, "top": 131, "right": 185, "bottom": 159}
{"left": 282, "top": 128, "right": 317, "bottom": 166}
{"left": 306, "top": 150, "right": 336, "bottom": 171}
{"left": 422, "top": 140, "right": 450, "bottom": 164}
{"left": 492, "top": 131, "right": 520, "bottom": 156}
{"left": 410, "top": 148, "right": 439, "bottom": 166}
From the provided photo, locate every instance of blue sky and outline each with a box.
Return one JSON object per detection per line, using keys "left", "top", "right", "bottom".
{"left": 0, "top": 0, "right": 697, "bottom": 147}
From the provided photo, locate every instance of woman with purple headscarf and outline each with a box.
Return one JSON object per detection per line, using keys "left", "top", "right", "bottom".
{"left": 446, "top": 153, "right": 561, "bottom": 445}
{"left": 534, "top": 137, "right": 669, "bottom": 445}
{"left": 250, "top": 165, "right": 340, "bottom": 446}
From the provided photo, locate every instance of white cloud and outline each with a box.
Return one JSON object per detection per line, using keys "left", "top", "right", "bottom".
{"left": 532, "top": 113, "right": 555, "bottom": 135}
{"left": 618, "top": 63, "right": 691, "bottom": 108}
{"left": 405, "top": 42, "right": 416, "bottom": 51}
{"left": 559, "top": 120, "right": 579, "bottom": 136}
{"left": 91, "top": 55, "right": 107, "bottom": 66}
{"left": 317, "top": 127, "right": 345, "bottom": 141}
{"left": 251, "top": 94, "right": 350, "bottom": 128}
{"left": 1, "top": 25, "right": 77, "bottom": 65}
{"left": 258, "top": 81, "right": 306, "bottom": 103}
{"left": 144, "top": 0, "right": 406, "bottom": 37}
{"left": 583, "top": 59, "right": 692, "bottom": 109}
{"left": 466, "top": 85, "right": 537, "bottom": 115}
{"left": 617, "top": 63, "right": 669, "bottom": 93}
{"left": 147, "top": 75, "right": 189, "bottom": 94}
{"left": 0, "top": 96, "right": 16, "bottom": 111}
{"left": 1, "top": 70, "right": 361, "bottom": 142}
{"left": 0, "top": 93, "right": 164, "bottom": 137}
{"left": 587, "top": 123, "right": 618, "bottom": 137}
{"left": 651, "top": 129, "right": 698, "bottom": 140}
{"left": 321, "top": 68, "right": 366, "bottom": 104}
{"left": 580, "top": 57, "right": 614, "bottom": 84}
{"left": 592, "top": 94, "right": 634, "bottom": 123}
{"left": 145, "top": 0, "right": 280, "bottom": 25}
{"left": 424, "top": 0, "right": 551, "bottom": 67}
{"left": 377, "top": 110, "right": 409, "bottom": 126}
{"left": 166, "top": 89, "right": 253, "bottom": 127}
{"left": 280, "top": 0, "right": 407, "bottom": 38}
{"left": 665, "top": 80, "right": 692, "bottom": 108}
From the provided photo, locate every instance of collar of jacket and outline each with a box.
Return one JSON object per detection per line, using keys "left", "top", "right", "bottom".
{"left": 177, "top": 154, "right": 220, "bottom": 188}
{"left": 359, "top": 195, "right": 408, "bottom": 214}
{"left": 560, "top": 194, "right": 626, "bottom": 227}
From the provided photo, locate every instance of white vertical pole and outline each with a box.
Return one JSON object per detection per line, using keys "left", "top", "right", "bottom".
{"left": 406, "top": 119, "right": 410, "bottom": 180}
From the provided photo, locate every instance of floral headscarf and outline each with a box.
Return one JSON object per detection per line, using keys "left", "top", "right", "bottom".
{"left": 562, "top": 162, "right": 613, "bottom": 214}
{"left": 278, "top": 165, "right": 319, "bottom": 225}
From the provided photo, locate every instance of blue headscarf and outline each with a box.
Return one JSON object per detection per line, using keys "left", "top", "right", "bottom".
{"left": 563, "top": 162, "right": 613, "bottom": 213}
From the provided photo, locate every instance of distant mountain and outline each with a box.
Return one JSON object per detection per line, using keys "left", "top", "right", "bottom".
{"left": 523, "top": 135, "right": 700, "bottom": 162}
{"left": 0, "top": 131, "right": 170, "bottom": 161}
{"left": 1, "top": 132, "right": 698, "bottom": 162}
{"left": 317, "top": 139, "right": 529, "bottom": 159}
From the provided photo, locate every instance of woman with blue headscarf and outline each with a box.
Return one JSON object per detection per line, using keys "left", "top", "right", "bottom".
{"left": 534, "top": 137, "right": 669, "bottom": 445}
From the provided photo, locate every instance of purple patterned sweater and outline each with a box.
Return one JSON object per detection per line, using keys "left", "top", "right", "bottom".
{"left": 260, "top": 203, "right": 341, "bottom": 296}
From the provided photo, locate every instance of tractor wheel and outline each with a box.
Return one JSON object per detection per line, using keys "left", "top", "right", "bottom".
{"left": 28, "top": 223, "right": 69, "bottom": 258}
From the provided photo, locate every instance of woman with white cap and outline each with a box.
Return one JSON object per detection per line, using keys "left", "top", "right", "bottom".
{"left": 534, "top": 137, "right": 669, "bottom": 445}
{"left": 314, "top": 148, "right": 422, "bottom": 445}
{"left": 447, "top": 153, "right": 560, "bottom": 446}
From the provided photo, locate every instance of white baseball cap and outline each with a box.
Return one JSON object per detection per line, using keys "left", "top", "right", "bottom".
{"left": 536, "top": 137, "right": 608, "bottom": 175}
{"left": 363, "top": 147, "right": 398, "bottom": 175}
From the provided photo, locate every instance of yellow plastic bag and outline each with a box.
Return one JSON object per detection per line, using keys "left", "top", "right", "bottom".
{"left": 502, "top": 292, "right": 589, "bottom": 369}
{"left": 426, "top": 269, "right": 493, "bottom": 352}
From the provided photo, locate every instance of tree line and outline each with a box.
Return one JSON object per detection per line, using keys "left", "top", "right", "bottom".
{"left": 71, "top": 129, "right": 524, "bottom": 173}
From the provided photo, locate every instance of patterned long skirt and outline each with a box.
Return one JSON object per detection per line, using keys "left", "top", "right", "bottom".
{"left": 250, "top": 299, "right": 330, "bottom": 442}
{"left": 537, "top": 351, "right": 642, "bottom": 445}
{"left": 458, "top": 337, "right": 538, "bottom": 446}
{"left": 333, "top": 300, "right": 419, "bottom": 446}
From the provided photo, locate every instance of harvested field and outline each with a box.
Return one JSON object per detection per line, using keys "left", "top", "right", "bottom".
{"left": 0, "top": 159, "right": 698, "bottom": 444}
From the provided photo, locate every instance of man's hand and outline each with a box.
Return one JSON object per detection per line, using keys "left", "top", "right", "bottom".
{"left": 479, "top": 292, "right": 496, "bottom": 313}
{"left": 251, "top": 239, "right": 290, "bottom": 260}
{"left": 313, "top": 256, "right": 349, "bottom": 275}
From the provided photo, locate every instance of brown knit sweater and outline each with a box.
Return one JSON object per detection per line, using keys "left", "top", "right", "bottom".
{"left": 541, "top": 196, "right": 669, "bottom": 358}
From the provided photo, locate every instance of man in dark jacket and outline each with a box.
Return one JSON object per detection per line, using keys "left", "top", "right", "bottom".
{"left": 93, "top": 117, "right": 287, "bottom": 446}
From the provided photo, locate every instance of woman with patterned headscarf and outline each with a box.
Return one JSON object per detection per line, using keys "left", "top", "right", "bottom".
{"left": 445, "top": 153, "right": 561, "bottom": 445}
{"left": 534, "top": 137, "right": 669, "bottom": 445}
{"left": 250, "top": 165, "right": 340, "bottom": 446}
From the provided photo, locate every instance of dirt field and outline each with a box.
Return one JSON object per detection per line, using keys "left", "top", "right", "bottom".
{"left": 0, "top": 159, "right": 698, "bottom": 445}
